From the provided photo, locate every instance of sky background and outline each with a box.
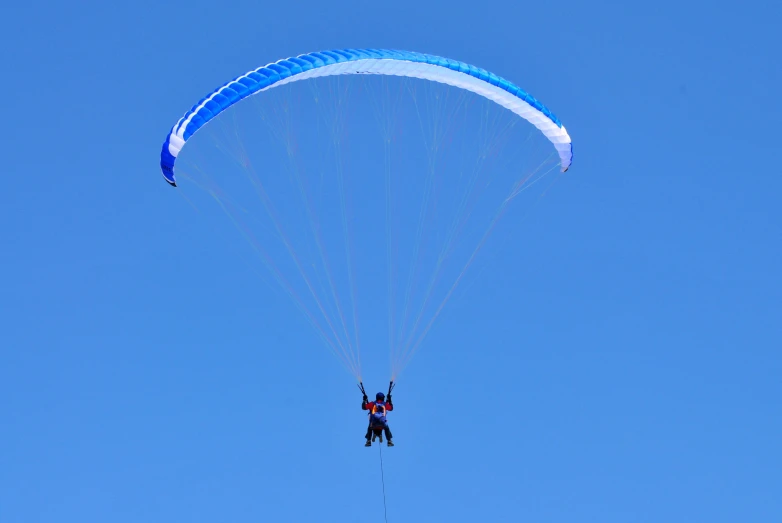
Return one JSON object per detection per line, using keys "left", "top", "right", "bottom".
{"left": 1, "top": 1, "right": 781, "bottom": 522}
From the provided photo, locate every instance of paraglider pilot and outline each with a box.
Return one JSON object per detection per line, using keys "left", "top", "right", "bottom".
{"left": 361, "top": 384, "right": 394, "bottom": 447}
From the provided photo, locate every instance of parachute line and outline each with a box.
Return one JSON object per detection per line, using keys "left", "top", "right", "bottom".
{"left": 379, "top": 442, "right": 389, "bottom": 523}
{"left": 166, "top": 52, "right": 573, "bottom": 383}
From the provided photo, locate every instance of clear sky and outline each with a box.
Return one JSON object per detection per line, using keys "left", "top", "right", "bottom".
{"left": 2, "top": 1, "right": 780, "bottom": 522}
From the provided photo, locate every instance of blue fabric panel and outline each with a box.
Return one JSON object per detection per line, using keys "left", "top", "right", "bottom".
{"left": 288, "top": 56, "right": 313, "bottom": 71}
{"left": 309, "top": 52, "right": 334, "bottom": 65}
{"left": 212, "top": 92, "right": 232, "bottom": 110}
{"left": 277, "top": 60, "right": 301, "bottom": 75}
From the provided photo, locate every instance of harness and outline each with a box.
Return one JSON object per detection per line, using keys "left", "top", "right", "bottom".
{"left": 370, "top": 405, "right": 388, "bottom": 428}
{"left": 359, "top": 381, "right": 395, "bottom": 426}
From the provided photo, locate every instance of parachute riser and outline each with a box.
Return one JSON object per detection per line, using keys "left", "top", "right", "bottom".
{"left": 357, "top": 381, "right": 393, "bottom": 400}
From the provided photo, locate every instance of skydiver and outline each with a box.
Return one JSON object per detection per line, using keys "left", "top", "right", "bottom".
{"left": 362, "top": 391, "right": 394, "bottom": 447}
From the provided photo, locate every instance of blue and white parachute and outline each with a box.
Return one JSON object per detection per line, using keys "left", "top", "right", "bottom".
{"left": 160, "top": 49, "right": 572, "bottom": 186}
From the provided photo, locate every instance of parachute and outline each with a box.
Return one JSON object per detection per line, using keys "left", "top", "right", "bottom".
{"left": 161, "top": 49, "right": 572, "bottom": 186}
{"left": 160, "top": 49, "right": 573, "bottom": 383}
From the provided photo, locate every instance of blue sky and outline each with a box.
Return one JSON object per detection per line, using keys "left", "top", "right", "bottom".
{"left": 2, "top": 1, "right": 780, "bottom": 522}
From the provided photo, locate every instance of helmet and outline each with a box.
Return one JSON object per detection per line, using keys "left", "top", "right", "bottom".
{"left": 376, "top": 392, "right": 385, "bottom": 400}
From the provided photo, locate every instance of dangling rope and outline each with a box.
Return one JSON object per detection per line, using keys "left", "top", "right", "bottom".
{"left": 360, "top": 380, "right": 391, "bottom": 522}
{"left": 379, "top": 442, "right": 388, "bottom": 523}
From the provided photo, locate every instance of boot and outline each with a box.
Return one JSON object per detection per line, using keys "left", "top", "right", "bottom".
{"left": 387, "top": 440, "right": 394, "bottom": 447}
{"left": 365, "top": 439, "right": 372, "bottom": 447}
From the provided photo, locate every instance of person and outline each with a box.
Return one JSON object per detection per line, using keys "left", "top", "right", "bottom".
{"left": 362, "top": 391, "right": 394, "bottom": 447}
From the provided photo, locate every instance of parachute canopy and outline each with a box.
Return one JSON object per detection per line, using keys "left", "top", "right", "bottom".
{"left": 160, "top": 49, "right": 573, "bottom": 186}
